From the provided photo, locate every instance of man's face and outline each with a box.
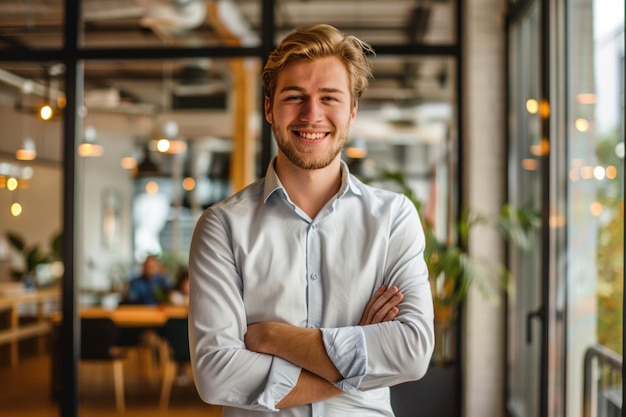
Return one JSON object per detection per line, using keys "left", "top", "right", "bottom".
{"left": 265, "top": 56, "right": 358, "bottom": 170}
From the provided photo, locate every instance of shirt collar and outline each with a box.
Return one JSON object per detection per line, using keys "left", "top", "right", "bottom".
{"left": 262, "top": 157, "right": 362, "bottom": 204}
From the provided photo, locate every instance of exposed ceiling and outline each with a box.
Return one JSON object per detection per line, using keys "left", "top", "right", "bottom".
{"left": 0, "top": 0, "right": 456, "bottom": 147}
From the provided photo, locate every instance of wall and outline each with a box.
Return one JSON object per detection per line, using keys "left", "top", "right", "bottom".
{"left": 76, "top": 113, "right": 147, "bottom": 295}
{"left": 0, "top": 157, "right": 63, "bottom": 283}
{"left": 0, "top": 103, "right": 63, "bottom": 283}
{"left": 0, "top": 104, "right": 140, "bottom": 297}
{"left": 462, "top": 0, "right": 508, "bottom": 416}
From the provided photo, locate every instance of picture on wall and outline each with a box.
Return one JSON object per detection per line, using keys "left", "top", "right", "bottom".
{"left": 101, "top": 189, "right": 121, "bottom": 249}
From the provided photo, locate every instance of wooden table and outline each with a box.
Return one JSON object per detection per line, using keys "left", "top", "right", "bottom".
{"left": 50, "top": 304, "right": 189, "bottom": 399}
{"left": 0, "top": 287, "right": 60, "bottom": 368}
{"left": 80, "top": 305, "right": 188, "bottom": 327}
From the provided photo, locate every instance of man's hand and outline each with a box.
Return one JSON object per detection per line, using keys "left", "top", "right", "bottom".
{"left": 243, "top": 284, "right": 405, "bottom": 408}
{"left": 359, "top": 285, "right": 404, "bottom": 325}
{"left": 245, "top": 285, "right": 404, "bottom": 355}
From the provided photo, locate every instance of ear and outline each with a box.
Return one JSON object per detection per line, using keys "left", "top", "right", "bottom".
{"left": 349, "top": 100, "right": 359, "bottom": 123}
{"left": 264, "top": 96, "right": 273, "bottom": 124}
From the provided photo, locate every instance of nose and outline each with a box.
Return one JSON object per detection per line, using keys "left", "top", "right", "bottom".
{"left": 299, "top": 99, "right": 322, "bottom": 123}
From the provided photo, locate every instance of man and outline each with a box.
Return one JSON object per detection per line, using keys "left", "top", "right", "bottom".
{"left": 124, "top": 255, "right": 171, "bottom": 305}
{"left": 189, "top": 24, "right": 434, "bottom": 416}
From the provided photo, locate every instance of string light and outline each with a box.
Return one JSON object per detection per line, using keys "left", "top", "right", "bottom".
{"left": 39, "top": 103, "right": 54, "bottom": 121}
{"left": 6, "top": 177, "right": 18, "bottom": 191}
{"left": 10, "top": 202, "right": 22, "bottom": 217}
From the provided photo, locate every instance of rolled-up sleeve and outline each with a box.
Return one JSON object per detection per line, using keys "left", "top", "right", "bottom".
{"left": 321, "top": 326, "right": 367, "bottom": 393}
{"left": 253, "top": 357, "right": 301, "bottom": 410}
{"left": 321, "top": 194, "right": 434, "bottom": 392}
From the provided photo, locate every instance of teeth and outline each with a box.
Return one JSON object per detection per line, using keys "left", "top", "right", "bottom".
{"left": 298, "top": 131, "right": 326, "bottom": 140}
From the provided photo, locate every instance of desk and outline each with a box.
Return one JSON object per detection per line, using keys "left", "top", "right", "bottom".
{"left": 50, "top": 304, "right": 189, "bottom": 400}
{"left": 82, "top": 306, "right": 189, "bottom": 379}
{"left": 50, "top": 305, "right": 189, "bottom": 328}
{"left": 80, "top": 305, "right": 188, "bottom": 326}
{"left": 0, "top": 288, "right": 60, "bottom": 368}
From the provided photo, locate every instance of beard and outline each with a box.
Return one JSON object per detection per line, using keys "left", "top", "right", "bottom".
{"left": 272, "top": 123, "right": 349, "bottom": 170}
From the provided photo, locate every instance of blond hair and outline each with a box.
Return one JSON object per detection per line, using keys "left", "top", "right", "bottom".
{"left": 262, "top": 24, "right": 374, "bottom": 107}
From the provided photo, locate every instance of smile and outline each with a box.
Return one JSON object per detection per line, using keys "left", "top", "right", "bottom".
{"left": 295, "top": 131, "right": 328, "bottom": 140}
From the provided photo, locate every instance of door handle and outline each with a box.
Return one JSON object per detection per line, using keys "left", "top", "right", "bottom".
{"left": 526, "top": 306, "right": 544, "bottom": 345}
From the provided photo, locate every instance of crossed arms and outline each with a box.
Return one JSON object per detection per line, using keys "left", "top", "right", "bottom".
{"left": 244, "top": 285, "right": 404, "bottom": 408}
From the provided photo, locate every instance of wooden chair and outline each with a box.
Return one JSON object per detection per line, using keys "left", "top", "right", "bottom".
{"left": 159, "top": 317, "right": 191, "bottom": 409}
{"left": 80, "top": 317, "right": 126, "bottom": 413}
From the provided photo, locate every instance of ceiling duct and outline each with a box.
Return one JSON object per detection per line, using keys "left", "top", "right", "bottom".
{"left": 82, "top": 0, "right": 144, "bottom": 21}
{"left": 171, "top": 59, "right": 228, "bottom": 110}
{"left": 138, "top": 0, "right": 207, "bottom": 33}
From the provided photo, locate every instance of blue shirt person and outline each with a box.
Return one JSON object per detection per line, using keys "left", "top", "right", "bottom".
{"left": 124, "top": 255, "right": 171, "bottom": 305}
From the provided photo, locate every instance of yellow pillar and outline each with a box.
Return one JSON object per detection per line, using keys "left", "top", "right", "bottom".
{"left": 207, "top": 2, "right": 258, "bottom": 192}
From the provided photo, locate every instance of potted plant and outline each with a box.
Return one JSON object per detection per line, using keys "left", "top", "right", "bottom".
{"left": 5, "top": 230, "right": 63, "bottom": 288}
{"left": 367, "top": 169, "right": 539, "bottom": 365}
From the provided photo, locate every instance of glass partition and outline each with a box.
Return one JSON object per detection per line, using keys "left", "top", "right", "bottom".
{"left": 0, "top": 62, "right": 63, "bottom": 414}
{"left": 0, "top": 1, "right": 463, "bottom": 415}
{"left": 352, "top": 55, "right": 457, "bottom": 237}
{"left": 506, "top": 2, "right": 543, "bottom": 416}
{"left": 76, "top": 57, "right": 261, "bottom": 307}
{"left": 565, "top": 1, "right": 624, "bottom": 416}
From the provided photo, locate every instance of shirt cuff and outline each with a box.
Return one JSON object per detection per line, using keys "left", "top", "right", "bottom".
{"left": 253, "top": 356, "right": 301, "bottom": 411}
{"left": 321, "top": 326, "right": 367, "bottom": 393}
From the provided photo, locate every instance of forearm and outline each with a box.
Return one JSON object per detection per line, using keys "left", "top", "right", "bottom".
{"left": 245, "top": 285, "right": 405, "bottom": 387}
{"left": 246, "top": 322, "right": 342, "bottom": 382}
{"left": 276, "top": 369, "right": 343, "bottom": 408}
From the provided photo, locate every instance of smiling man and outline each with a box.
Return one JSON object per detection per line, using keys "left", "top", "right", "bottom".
{"left": 188, "top": 24, "right": 434, "bottom": 417}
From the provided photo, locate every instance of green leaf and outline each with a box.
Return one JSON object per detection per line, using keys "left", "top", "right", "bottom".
{"left": 6, "top": 231, "right": 26, "bottom": 252}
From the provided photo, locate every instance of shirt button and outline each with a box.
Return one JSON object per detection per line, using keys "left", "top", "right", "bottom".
{"left": 310, "top": 273, "right": 318, "bottom": 281}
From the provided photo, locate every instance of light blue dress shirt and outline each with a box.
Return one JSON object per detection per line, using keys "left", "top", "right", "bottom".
{"left": 188, "top": 159, "right": 434, "bottom": 417}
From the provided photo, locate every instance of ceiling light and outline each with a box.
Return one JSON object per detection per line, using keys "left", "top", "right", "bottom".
{"left": 10, "top": 202, "right": 23, "bottom": 217}
{"left": 120, "top": 156, "right": 138, "bottom": 170}
{"left": 6, "top": 177, "right": 18, "bottom": 191}
{"left": 135, "top": 143, "right": 162, "bottom": 178}
{"left": 182, "top": 177, "right": 195, "bottom": 191}
{"left": 16, "top": 137, "right": 37, "bottom": 161}
{"left": 77, "top": 126, "right": 104, "bottom": 157}
{"left": 39, "top": 103, "right": 54, "bottom": 121}
{"left": 155, "top": 121, "right": 187, "bottom": 154}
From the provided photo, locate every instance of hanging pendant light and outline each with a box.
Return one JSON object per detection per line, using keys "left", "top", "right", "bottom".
{"left": 77, "top": 126, "right": 104, "bottom": 157}
{"left": 16, "top": 137, "right": 37, "bottom": 161}
{"left": 16, "top": 83, "right": 37, "bottom": 161}
{"left": 154, "top": 120, "right": 187, "bottom": 154}
{"left": 135, "top": 142, "right": 161, "bottom": 178}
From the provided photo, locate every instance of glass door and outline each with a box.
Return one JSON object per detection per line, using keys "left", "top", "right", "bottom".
{"left": 506, "top": 1, "right": 545, "bottom": 416}
{"left": 565, "top": 1, "right": 624, "bottom": 416}
{"left": 507, "top": 0, "right": 624, "bottom": 415}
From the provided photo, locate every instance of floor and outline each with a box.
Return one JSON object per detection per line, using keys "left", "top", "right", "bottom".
{"left": 0, "top": 338, "right": 223, "bottom": 417}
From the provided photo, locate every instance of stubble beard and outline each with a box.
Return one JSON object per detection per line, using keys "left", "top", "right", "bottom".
{"left": 272, "top": 124, "right": 348, "bottom": 170}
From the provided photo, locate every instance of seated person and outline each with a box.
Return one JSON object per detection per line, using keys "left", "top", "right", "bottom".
{"left": 123, "top": 255, "right": 171, "bottom": 305}
{"left": 169, "top": 267, "right": 190, "bottom": 306}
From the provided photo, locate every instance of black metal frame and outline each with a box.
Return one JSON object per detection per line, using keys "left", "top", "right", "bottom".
{"left": 505, "top": 1, "right": 551, "bottom": 417}
{"left": 0, "top": 0, "right": 464, "bottom": 415}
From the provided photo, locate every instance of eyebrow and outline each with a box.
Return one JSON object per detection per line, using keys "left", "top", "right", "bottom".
{"left": 279, "top": 86, "right": 347, "bottom": 95}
